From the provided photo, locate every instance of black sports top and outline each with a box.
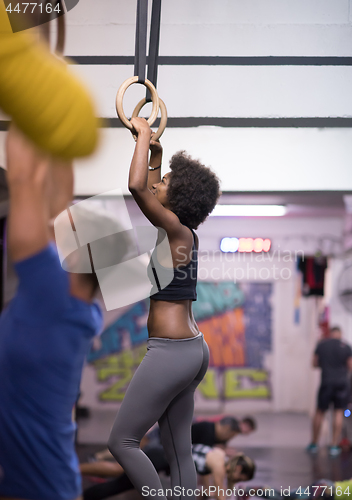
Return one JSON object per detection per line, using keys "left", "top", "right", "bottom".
{"left": 192, "top": 444, "right": 212, "bottom": 475}
{"left": 147, "top": 229, "right": 198, "bottom": 301}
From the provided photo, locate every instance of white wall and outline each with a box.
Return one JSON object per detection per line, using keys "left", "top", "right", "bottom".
{"left": 3, "top": 126, "right": 352, "bottom": 194}
{"left": 2, "top": 1, "right": 352, "bottom": 191}
{"left": 70, "top": 64, "right": 352, "bottom": 119}
{"left": 35, "top": 1, "right": 352, "bottom": 192}
{"left": 65, "top": 0, "right": 352, "bottom": 57}
{"left": 328, "top": 257, "right": 352, "bottom": 343}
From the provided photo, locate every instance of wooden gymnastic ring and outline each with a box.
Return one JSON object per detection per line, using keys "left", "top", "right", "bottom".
{"left": 115, "top": 77, "right": 159, "bottom": 130}
{"left": 132, "top": 97, "right": 167, "bottom": 141}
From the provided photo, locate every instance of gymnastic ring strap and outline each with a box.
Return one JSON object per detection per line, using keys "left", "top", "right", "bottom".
{"left": 116, "top": 77, "right": 160, "bottom": 130}
{"left": 132, "top": 97, "right": 167, "bottom": 141}
{"left": 40, "top": 0, "right": 66, "bottom": 56}
{"left": 134, "top": 0, "right": 148, "bottom": 83}
{"left": 146, "top": 0, "right": 162, "bottom": 102}
{"left": 56, "top": 4, "right": 66, "bottom": 56}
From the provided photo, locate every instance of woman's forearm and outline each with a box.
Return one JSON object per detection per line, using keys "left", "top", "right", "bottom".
{"left": 128, "top": 131, "right": 151, "bottom": 192}
{"left": 147, "top": 140, "right": 162, "bottom": 190}
{"left": 149, "top": 150, "right": 162, "bottom": 169}
{"left": 80, "top": 461, "right": 124, "bottom": 477}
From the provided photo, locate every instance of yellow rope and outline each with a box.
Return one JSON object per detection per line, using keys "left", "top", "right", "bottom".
{"left": 0, "top": 3, "right": 100, "bottom": 160}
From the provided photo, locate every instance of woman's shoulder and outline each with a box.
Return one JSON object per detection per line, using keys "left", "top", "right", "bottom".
{"left": 207, "top": 446, "right": 226, "bottom": 460}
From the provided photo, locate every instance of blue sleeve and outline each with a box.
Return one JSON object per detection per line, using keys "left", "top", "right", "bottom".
{"left": 92, "top": 300, "right": 104, "bottom": 336}
{"left": 13, "top": 243, "right": 70, "bottom": 324}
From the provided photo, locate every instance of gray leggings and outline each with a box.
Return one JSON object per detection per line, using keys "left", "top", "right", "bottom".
{"left": 108, "top": 332, "right": 209, "bottom": 500}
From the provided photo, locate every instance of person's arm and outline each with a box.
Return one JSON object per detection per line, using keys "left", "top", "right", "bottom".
{"left": 48, "top": 159, "right": 74, "bottom": 221}
{"left": 347, "top": 356, "right": 352, "bottom": 373}
{"left": 312, "top": 354, "right": 319, "bottom": 368}
{"left": 6, "top": 127, "right": 51, "bottom": 262}
{"left": 95, "top": 448, "right": 115, "bottom": 461}
{"left": 128, "top": 118, "right": 185, "bottom": 237}
{"left": 214, "top": 444, "right": 226, "bottom": 451}
{"left": 80, "top": 461, "right": 124, "bottom": 478}
{"left": 313, "top": 344, "right": 320, "bottom": 368}
{"left": 7, "top": 128, "right": 73, "bottom": 261}
{"left": 147, "top": 140, "right": 162, "bottom": 190}
{"left": 6, "top": 128, "right": 72, "bottom": 321}
{"left": 205, "top": 449, "right": 227, "bottom": 500}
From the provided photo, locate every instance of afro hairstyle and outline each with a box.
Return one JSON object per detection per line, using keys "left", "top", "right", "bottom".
{"left": 167, "top": 151, "right": 220, "bottom": 229}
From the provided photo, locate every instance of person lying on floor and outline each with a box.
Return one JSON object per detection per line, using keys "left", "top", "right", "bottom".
{"left": 91, "top": 415, "right": 257, "bottom": 462}
{"left": 81, "top": 444, "right": 256, "bottom": 500}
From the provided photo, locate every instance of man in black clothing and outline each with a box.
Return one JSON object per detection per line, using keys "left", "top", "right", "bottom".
{"left": 144, "top": 415, "right": 256, "bottom": 450}
{"left": 307, "top": 326, "right": 352, "bottom": 456}
{"left": 191, "top": 416, "right": 256, "bottom": 447}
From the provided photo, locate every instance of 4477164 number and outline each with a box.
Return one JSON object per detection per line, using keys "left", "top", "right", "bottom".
{"left": 6, "top": 3, "right": 61, "bottom": 14}
{"left": 295, "top": 486, "right": 350, "bottom": 497}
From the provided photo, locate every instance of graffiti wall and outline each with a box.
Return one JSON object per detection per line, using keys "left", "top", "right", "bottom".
{"left": 194, "top": 282, "right": 272, "bottom": 402}
{"left": 83, "top": 281, "right": 273, "bottom": 407}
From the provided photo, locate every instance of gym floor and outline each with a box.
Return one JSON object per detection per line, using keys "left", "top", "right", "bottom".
{"left": 77, "top": 412, "right": 352, "bottom": 499}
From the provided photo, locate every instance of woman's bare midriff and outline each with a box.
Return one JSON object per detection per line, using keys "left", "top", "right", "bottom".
{"left": 148, "top": 299, "right": 199, "bottom": 339}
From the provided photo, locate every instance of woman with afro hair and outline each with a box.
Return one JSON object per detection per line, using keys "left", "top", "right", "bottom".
{"left": 108, "top": 117, "right": 220, "bottom": 500}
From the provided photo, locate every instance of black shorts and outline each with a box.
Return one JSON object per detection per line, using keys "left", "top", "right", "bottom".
{"left": 317, "top": 381, "right": 350, "bottom": 411}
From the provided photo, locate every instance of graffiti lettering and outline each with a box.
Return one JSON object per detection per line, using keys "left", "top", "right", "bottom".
{"left": 197, "top": 368, "right": 270, "bottom": 400}
{"left": 93, "top": 345, "right": 147, "bottom": 401}
{"left": 197, "top": 369, "right": 219, "bottom": 398}
{"left": 224, "top": 369, "right": 270, "bottom": 399}
{"left": 99, "top": 371, "right": 133, "bottom": 401}
{"left": 88, "top": 301, "right": 149, "bottom": 363}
